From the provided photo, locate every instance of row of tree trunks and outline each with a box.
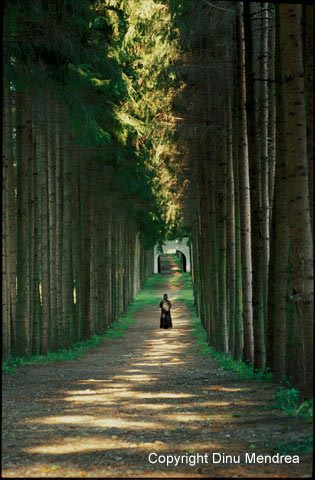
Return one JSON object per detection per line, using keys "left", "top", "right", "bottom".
{"left": 2, "top": 90, "right": 154, "bottom": 359}
{"left": 185, "top": 1, "right": 313, "bottom": 398}
{"left": 280, "top": 4, "right": 313, "bottom": 396}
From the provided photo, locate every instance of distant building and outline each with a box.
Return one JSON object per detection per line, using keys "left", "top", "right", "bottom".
{"left": 154, "top": 238, "right": 191, "bottom": 273}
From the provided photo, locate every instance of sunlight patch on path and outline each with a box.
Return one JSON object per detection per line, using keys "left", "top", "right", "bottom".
{"left": 2, "top": 273, "right": 313, "bottom": 478}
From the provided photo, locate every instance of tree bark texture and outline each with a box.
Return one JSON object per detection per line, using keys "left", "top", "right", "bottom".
{"left": 280, "top": 4, "right": 313, "bottom": 397}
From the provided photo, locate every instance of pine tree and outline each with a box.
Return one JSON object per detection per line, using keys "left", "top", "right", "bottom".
{"left": 236, "top": 2, "right": 254, "bottom": 363}
{"left": 280, "top": 4, "right": 313, "bottom": 397}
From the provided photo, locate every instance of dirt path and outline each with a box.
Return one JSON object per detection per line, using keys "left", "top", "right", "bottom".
{"left": 2, "top": 275, "right": 312, "bottom": 478}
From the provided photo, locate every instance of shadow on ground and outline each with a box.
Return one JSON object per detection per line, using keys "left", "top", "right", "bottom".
{"left": 2, "top": 275, "right": 312, "bottom": 478}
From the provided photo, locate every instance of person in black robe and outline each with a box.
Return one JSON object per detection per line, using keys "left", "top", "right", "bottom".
{"left": 159, "top": 293, "right": 172, "bottom": 329}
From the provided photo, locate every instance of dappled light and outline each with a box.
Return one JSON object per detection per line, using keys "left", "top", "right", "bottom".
{"left": 2, "top": 267, "right": 312, "bottom": 477}
{"left": 2, "top": 0, "right": 313, "bottom": 476}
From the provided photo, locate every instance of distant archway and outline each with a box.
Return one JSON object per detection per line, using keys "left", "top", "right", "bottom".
{"left": 154, "top": 238, "right": 190, "bottom": 274}
{"left": 176, "top": 250, "right": 187, "bottom": 273}
{"left": 158, "top": 255, "right": 161, "bottom": 273}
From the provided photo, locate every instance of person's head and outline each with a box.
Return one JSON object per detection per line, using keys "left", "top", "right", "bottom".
{"left": 163, "top": 293, "right": 168, "bottom": 300}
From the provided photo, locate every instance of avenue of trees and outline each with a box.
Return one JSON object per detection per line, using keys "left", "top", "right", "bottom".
{"left": 2, "top": 0, "right": 179, "bottom": 358}
{"left": 173, "top": 1, "right": 313, "bottom": 398}
{"left": 2, "top": 1, "right": 314, "bottom": 399}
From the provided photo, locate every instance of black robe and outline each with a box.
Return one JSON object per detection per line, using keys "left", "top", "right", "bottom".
{"left": 159, "top": 299, "right": 172, "bottom": 329}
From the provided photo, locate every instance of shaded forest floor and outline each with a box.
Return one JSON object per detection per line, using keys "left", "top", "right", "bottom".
{"left": 2, "top": 267, "right": 313, "bottom": 478}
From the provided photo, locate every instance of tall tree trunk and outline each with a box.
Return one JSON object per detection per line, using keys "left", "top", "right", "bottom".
{"left": 209, "top": 173, "right": 219, "bottom": 350}
{"left": 61, "top": 129, "right": 73, "bottom": 348}
{"left": 28, "top": 98, "right": 36, "bottom": 355}
{"left": 271, "top": 72, "right": 288, "bottom": 381}
{"left": 260, "top": 4, "right": 270, "bottom": 358}
{"left": 232, "top": 76, "right": 244, "bottom": 362}
{"left": 268, "top": 5, "right": 276, "bottom": 222}
{"left": 47, "top": 101, "right": 57, "bottom": 350}
{"left": 55, "top": 109, "right": 63, "bottom": 349}
{"left": 2, "top": 192, "right": 10, "bottom": 357}
{"left": 3, "top": 84, "right": 16, "bottom": 357}
{"left": 267, "top": 8, "right": 289, "bottom": 378}
{"left": 217, "top": 135, "right": 228, "bottom": 353}
{"left": 16, "top": 91, "right": 31, "bottom": 357}
{"left": 244, "top": 1, "right": 265, "bottom": 370}
{"left": 82, "top": 158, "right": 92, "bottom": 338}
{"left": 117, "top": 216, "right": 124, "bottom": 317}
{"left": 104, "top": 208, "right": 112, "bottom": 327}
{"left": 111, "top": 213, "right": 117, "bottom": 323}
{"left": 96, "top": 189, "right": 106, "bottom": 332}
{"left": 32, "top": 108, "right": 41, "bottom": 355}
{"left": 73, "top": 154, "right": 83, "bottom": 341}
{"left": 304, "top": 5, "right": 314, "bottom": 239}
{"left": 280, "top": 4, "right": 313, "bottom": 397}
{"left": 40, "top": 106, "right": 50, "bottom": 355}
{"left": 198, "top": 151, "right": 212, "bottom": 339}
{"left": 89, "top": 176, "right": 98, "bottom": 335}
{"left": 226, "top": 100, "right": 236, "bottom": 357}
{"left": 236, "top": 2, "right": 254, "bottom": 363}
{"left": 3, "top": 87, "right": 10, "bottom": 358}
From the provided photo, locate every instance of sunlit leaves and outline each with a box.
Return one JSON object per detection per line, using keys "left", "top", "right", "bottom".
{"left": 4, "top": 0, "right": 186, "bottom": 244}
